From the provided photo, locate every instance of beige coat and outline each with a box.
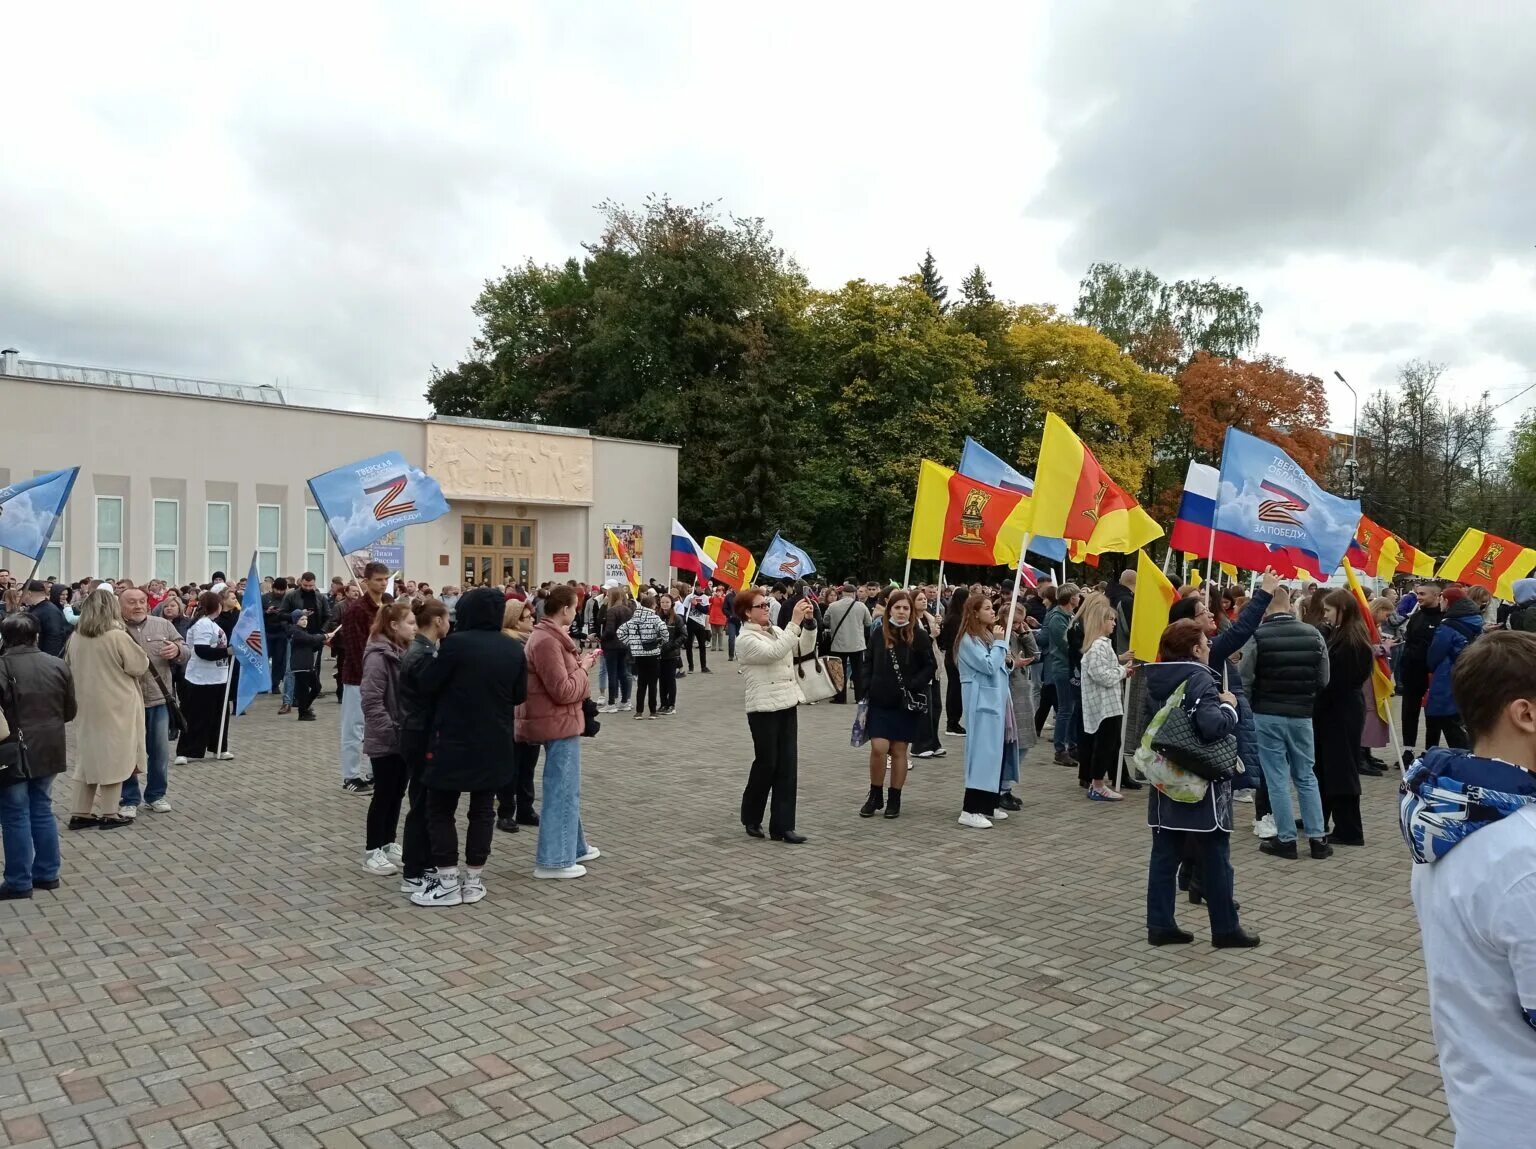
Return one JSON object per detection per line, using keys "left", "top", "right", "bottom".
{"left": 65, "top": 628, "right": 151, "bottom": 784}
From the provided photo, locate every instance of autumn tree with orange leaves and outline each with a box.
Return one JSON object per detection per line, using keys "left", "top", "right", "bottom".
{"left": 1176, "top": 352, "right": 1331, "bottom": 477}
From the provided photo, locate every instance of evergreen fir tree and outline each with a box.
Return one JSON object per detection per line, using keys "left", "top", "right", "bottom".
{"left": 917, "top": 249, "right": 948, "bottom": 312}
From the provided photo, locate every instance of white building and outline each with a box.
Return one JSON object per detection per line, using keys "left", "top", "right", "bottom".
{"left": 0, "top": 351, "right": 677, "bottom": 588}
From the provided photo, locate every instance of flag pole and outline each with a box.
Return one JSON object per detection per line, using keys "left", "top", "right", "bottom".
{"left": 1161, "top": 548, "right": 1173, "bottom": 576}
{"left": 213, "top": 549, "right": 255, "bottom": 756}
{"left": 937, "top": 561, "right": 945, "bottom": 597}
{"left": 903, "top": 557, "right": 912, "bottom": 590}
{"left": 1114, "top": 672, "right": 1131, "bottom": 792}
{"left": 1001, "top": 535, "right": 1034, "bottom": 648}
{"left": 1205, "top": 524, "right": 1217, "bottom": 591}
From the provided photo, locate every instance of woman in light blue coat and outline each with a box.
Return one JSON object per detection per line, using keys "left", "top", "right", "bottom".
{"left": 956, "top": 595, "right": 1017, "bottom": 828}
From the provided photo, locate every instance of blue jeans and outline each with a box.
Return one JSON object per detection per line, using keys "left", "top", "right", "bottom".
{"left": 1254, "top": 713, "right": 1326, "bottom": 842}
{"left": 1147, "top": 828, "right": 1238, "bottom": 935}
{"left": 0, "top": 775, "right": 61, "bottom": 892}
{"left": 535, "top": 736, "right": 588, "bottom": 869}
{"left": 120, "top": 704, "right": 170, "bottom": 807}
{"left": 282, "top": 638, "right": 296, "bottom": 706}
{"left": 604, "top": 649, "right": 631, "bottom": 706}
{"left": 1050, "top": 669, "right": 1077, "bottom": 755}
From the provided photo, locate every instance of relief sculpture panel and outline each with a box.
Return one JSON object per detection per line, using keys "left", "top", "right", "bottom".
{"left": 427, "top": 423, "right": 593, "bottom": 505}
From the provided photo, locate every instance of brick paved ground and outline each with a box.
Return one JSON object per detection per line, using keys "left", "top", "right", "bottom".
{"left": 1, "top": 661, "right": 1453, "bottom": 1148}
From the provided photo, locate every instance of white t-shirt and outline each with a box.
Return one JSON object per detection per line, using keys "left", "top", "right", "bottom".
{"left": 184, "top": 617, "right": 230, "bottom": 686}
{"left": 1411, "top": 804, "right": 1536, "bottom": 1147}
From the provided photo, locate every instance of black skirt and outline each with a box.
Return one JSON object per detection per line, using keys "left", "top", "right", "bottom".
{"left": 865, "top": 704, "right": 926, "bottom": 745}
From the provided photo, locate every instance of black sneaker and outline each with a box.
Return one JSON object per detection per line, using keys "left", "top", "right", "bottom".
{"left": 33, "top": 879, "right": 60, "bottom": 891}
{"left": 516, "top": 813, "right": 541, "bottom": 827}
{"left": 298, "top": 711, "right": 317, "bottom": 722}
{"left": 997, "top": 792, "right": 1023, "bottom": 811}
{"left": 342, "top": 778, "right": 373, "bottom": 795}
{"left": 0, "top": 885, "right": 33, "bottom": 899}
{"left": 496, "top": 816, "right": 520, "bottom": 833}
{"left": 1148, "top": 926, "right": 1194, "bottom": 946}
{"left": 1309, "top": 838, "right": 1334, "bottom": 860}
{"left": 1260, "top": 838, "right": 1298, "bottom": 859}
{"left": 1212, "top": 929, "right": 1261, "bottom": 948}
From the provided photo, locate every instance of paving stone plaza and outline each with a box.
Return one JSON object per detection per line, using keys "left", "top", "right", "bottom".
{"left": 1, "top": 669, "right": 1453, "bottom": 1148}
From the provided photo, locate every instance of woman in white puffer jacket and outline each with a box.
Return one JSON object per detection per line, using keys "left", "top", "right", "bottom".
{"left": 735, "top": 586, "right": 817, "bottom": 843}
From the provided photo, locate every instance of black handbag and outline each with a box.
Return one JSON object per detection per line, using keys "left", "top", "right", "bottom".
{"left": 887, "top": 645, "right": 929, "bottom": 714}
{"left": 1150, "top": 693, "right": 1238, "bottom": 781}
{"left": 581, "top": 698, "right": 601, "bottom": 738}
{"left": 0, "top": 662, "right": 34, "bottom": 783}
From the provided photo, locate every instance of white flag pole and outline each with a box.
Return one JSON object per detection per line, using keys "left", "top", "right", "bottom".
{"left": 1114, "top": 673, "right": 1131, "bottom": 792}
{"left": 903, "top": 557, "right": 912, "bottom": 590}
{"left": 1161, "top": 548, "right": 1173, "bottom": 576}
{"left": 1002, "top": 535, "right": 1034, "bottom": 643}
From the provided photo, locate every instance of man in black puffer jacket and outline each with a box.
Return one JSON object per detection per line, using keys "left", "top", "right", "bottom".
{"left": 1249, "top": 585, "right": 1332, "bottom": 860}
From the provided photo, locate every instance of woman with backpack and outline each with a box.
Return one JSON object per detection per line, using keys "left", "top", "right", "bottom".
{"left": 1425, "top": 586, "right": 1484, "bottom": 750}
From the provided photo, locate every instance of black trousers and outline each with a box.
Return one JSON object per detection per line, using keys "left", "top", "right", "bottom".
{"left": 1400, "top": 668, "right": 1427, "bottom": 749}
{"left": 365, "top": 753, "right": 408, "bottom": 850}
{"left": 832, "top": 650, "right": 865, "bottom": 704}
{"left": 634, "top": 656, "right": 661, "bottom": 714}
{"left": 1322, "top": 794, "right": 1364, "bottom": 842}
{"left": 685, "top": 621, "right": 709, "bottom": 671}
{"left": 1080, "top": 715, "right": 1121, "bottom": 784}
{"left": 176, "top": 680, "right": 229, "bottom": 759}
{"left": 741, "top": 708, "right": 798, "bottom": 836}
{"left": 497, "top": 742, "right": 540, "bottom": 820}
{"left": 294, "top": 669, "right": 321, "bottom": 716}
{"left": 660, "top": 660, "right": 679, "bottom": 710}
{"left": 945, "top": 661, "right": 964, "bottom": 733}
{"left": 401, "top": 730, "right": 430, "bottom": 879}
{"left": 1034, "top": 680, "right": 1057, "bottom": 736}
{"left": 426, "top": 788, "right": 496, "bottom": 869}
{"left": 1429, "top": 715, "right": 1469, "bottom": 750}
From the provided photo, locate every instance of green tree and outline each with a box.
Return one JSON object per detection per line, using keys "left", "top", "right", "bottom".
{"left": 1073, "top": 261, "right": 1262, "bottom": 374}
{"left": 916, "top": 249, "right": 948, "bottom": 312}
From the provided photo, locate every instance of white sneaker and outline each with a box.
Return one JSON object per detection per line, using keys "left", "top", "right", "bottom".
{"left": 146, "top": 799, "right": 172, "bottom": 813}
{"left": 362, "top": 846, "right": 398, "bottom": 875}
{"left": 534, "top": 864, "right": 587, "bottom": 879}
{"left": 577, "top": 846, "right": 601, "bottom": 863}
{"left": 1253, "top": 814, "right": 1278, "bottom": 839}
{"left": 384, "top": 842, "right": 403, "bottom": 864}
{"left": 399, "top": 872, "right": 430, "bottom": 896}
{"left": 173, "top": 756, "right": 188, "bottom": 766}
{"left": 913, "top": 749, "right": 935, "bottom": 759}
{"left": 990, "top": 809, "right": 1010, "bottom": 820}
{"left": 118, "top": 805, "right": 139, "bottom": 819}
{"left": 957, "top": 812, "right": 993, "bottom": 829}
{"left": 215, "top": 751, "right": 235, "bottom": 761}
{"left": 1233, "top": 790, "right": 1255, "bottom": 804}
{"left": 460, "top": 872, "right": 486, "bottom": 903}
{"left": 411, "top": 873, "right": 462, "bottom": 906}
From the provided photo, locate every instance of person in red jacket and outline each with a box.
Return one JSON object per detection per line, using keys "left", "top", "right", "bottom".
{"left": 708, "top": 588, "right": 728, "bottom": 651}
{"left": 522, "top": 585, "right": 601, "bottom": 879}
{"left": 338, "top": 562, "right": 389, "bottom": 794}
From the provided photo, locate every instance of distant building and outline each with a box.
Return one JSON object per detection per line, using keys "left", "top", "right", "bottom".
{"left": 0, "top": 350, "right": 677, "bottom": 587}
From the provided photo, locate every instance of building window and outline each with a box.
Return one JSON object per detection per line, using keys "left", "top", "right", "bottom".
{"left": 257, "top": 504, "right": 281, "bottom": 577}
{"left": 152, "top": 499, "right": 180, "bottom": 584}
{"left": 305, "top": 507, "right": 328, "bottom": 578}
{"left": 95, "top": 496, "right": 123, "bottom": 580}
{"left": 40, "top": 511, "right": 65, "bottom": 582}
{"left": 206, "top": 501, "right": 231, "bottom": 578}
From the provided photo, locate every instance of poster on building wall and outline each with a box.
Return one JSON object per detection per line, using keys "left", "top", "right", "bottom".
{"left": 345, "top": 530, "right": 405, "bottom": 580}
{"left": 602, "top": 523, "right": 643, "bottom": 586}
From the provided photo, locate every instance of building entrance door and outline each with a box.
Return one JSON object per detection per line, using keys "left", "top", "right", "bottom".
{"left": 461, "top": 516, "right": 537, "bottom": 588}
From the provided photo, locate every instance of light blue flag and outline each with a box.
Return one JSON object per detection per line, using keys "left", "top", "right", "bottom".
{"left": 1214, "top": 426, "right": 1361, "bottom": 578}
{"left": 307, "top": 452, "right": 450, "bottom": 555}
{"left": 956, "top": 438, "right": 1067, "bottom": 564}
{"left": 230, "top": 554, "right": 272, "bottom": 715}
{"left": 0, "top": 467, "right": 79, "bottom": 563}
{"left": 760, "top": 532, "right": 816, "bottom": 579}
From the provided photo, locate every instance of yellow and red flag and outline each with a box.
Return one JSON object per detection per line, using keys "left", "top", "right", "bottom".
{"left": 701, "top": 536, "right": 757, "bottom": 591}
{"left": 1028, "top": 412, "right": 1163, "bottom": 555}
{"left": 1129, "top": 548, "right": 1179, "bottom": 663}
{"left": 604, "top": 528, "right": 642, "bottom": 596}
{"left": 1343, "top": 558, "right": 1395, "bottom": 725}
{"left": 1437, "top": 528, "right": 1536, "bottom": 599}
{"left": 1350, "top": 514, "right": 1435, "bottom": 580}
{"left": 1395, "top": 539, "right": 1436, "bottom": 578}
{"left": 907, "top": 460, "right": 1033, "bottom": 566}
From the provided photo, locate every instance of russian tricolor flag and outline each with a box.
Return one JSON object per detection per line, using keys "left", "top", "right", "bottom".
{"left": 1168, "top": 460, "right": 1326, "bottom": 578}
{"left": 670, "top": 519, "right": 715, "bottom": 583}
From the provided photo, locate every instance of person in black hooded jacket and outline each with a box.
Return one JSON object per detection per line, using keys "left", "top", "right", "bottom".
{"left": 411, "top": 587, "right": 527, "bottom": 908}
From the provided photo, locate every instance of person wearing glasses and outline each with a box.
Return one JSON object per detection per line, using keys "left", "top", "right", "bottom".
{"left": 734, "top": 587, "right": 816, "bottom": 843}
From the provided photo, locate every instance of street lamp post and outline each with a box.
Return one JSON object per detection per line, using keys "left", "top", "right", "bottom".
{"left": 1334, "top": 370, "right": 1359, "bottom": 498}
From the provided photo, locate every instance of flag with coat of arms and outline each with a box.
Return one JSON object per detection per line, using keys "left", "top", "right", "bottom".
{"left": 230, "top": 554, "right": 272, "bottom": 715}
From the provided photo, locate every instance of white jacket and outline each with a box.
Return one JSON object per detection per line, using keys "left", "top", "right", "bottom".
{"left": 737, "top": 621, "right": 811, "bottom": 713}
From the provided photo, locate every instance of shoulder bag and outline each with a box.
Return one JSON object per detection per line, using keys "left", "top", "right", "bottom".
{"left": 792, "top": 642, "right": 837, "bottom": 705}
{"left": 886, "top": 643, "right": 929, "bottom": 713}
{"left": 1149, "top": 682, "right": 1238, "bottom": 781}
{"left": 0, "top": 660, "right": 35, "bottom": 783}
{"left": 144, "top": 656, "right": 186, "bottom": 741}
{"left": 820, "top": 603, "right": 857, "bottom": 692}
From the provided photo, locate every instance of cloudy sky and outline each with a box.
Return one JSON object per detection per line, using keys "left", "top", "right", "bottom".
{"left": 5, "top": 2, "right": 1532, "bottom": 430}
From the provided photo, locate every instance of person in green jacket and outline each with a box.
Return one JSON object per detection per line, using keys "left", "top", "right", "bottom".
{"left": 1041, "top": 584, "right": 1082, "bottom": 767}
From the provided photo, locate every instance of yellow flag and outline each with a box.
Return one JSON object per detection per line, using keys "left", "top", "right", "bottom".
{"left": 604, "top": 528, "right": 642, "bottom": 596}
{"left": 1188, "top": 566, "right": 1202, "bottom": 589}
{"left": 1130, "top": 549, "right": 1179, "bottom": 663}
{"left": 1219, "top": 561, "right": 1238, "bottom": 581}
{"left": 906, "top": 459, "right": 1033, "bottom": 565}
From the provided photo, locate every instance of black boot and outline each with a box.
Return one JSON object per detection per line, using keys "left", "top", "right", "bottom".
{"left": 860, "top": 786, "right": 884, "bottom": 818}
{"left": 1212, "top": 928, "right": 1262, "bottom": 948}
{"left": 1148, "top": 926, "right": 1194, "bottom": 946}
{"left": 883, "top": 788, "right": 902, "bottom": 819}
{"left": 1309, "top": 837, "right": 1334, "bottom": 859}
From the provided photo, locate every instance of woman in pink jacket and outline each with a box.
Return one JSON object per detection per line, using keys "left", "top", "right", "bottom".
{"left": 522, "top": 585, "right": 602, "bottom": 879}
